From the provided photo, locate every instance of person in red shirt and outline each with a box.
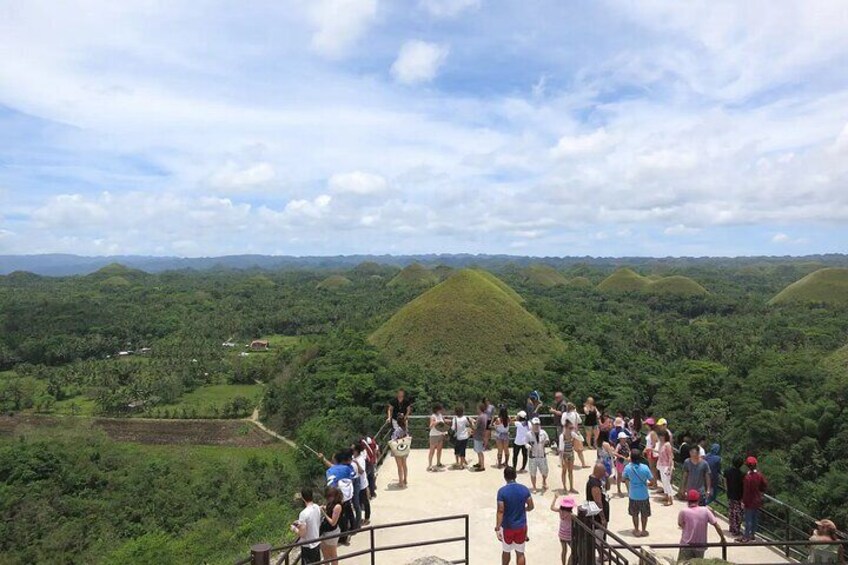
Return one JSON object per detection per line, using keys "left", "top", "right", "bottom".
{"left": 740, "top": 456, "right": 768, "bottom": 542}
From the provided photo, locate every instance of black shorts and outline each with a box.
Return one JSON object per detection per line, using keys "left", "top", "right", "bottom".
{"left": 454, "top": 439, "right": 468, "bottom": 457}
{"left": 628, "top": 499, "right": 651, "bottom": 518}
{"left": 300, "top": 545, "right": 321, "bottom": 564}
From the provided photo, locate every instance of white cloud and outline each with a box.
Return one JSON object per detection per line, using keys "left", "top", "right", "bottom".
{"left": 772, "top": 233, "right": 790, "bottom": 243}
{"left": 550, "top": 129, "right": 612, "bottom": 158}
{"left": 391, "top": 41, "right": 450, "bottom": 85}
{"left": 210, "top": 162, "right": 276, "bottom": 191}
{"left": 329, "top": 171, "right": 388, "bottom": 195}
{"left": 664, "top": 224, "right": 701, "bottom": 236}
{"left": 308, "top": 0, "right": 378, "bottom": 58}
{"left": 419, "top": 0, "right": 481, "bottom": 18}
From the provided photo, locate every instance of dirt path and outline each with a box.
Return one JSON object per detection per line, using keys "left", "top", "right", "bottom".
{"left": 248, "top": 407, "right": 298, "bottom": 448}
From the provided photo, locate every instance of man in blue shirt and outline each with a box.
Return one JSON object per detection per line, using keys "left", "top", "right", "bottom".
{"left": 623, "top": 448, "right": 653, "bottom": 538}
{"left": 319, "top": 450, "right": 357, "bottom": 545}
{"left": 495, "top": 466, "right": 534, "bottom": 564}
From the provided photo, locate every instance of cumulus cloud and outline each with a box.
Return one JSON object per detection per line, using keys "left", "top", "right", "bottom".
{"left": 308, "top": 0, "right": 378, "bottom": 58}
{"left": 329, "top": 171, "right": 388, "bottom": 195}
{"left": 391, "top": 41, "right": 450, "bottom": 84}
{"left": 210, "top": 162, "right": 276, "bottom": 191}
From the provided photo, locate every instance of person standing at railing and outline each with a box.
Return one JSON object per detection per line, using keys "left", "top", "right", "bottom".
{"left": 451, "top": 405, "right": 472, "bottom": 469}
{"left": 427, "top": 403, "right": 449, "bottom": 472}
{"left": 582, "top": 397, "right": 600, "bottom": 450}
{"left": 319, "top": 487, "right": 344, "bottom": 565}
{"left": 386, "top": 388, "right": 413, "bottom": 431}
{"left": 496, "top": 466, "right": 534, "bottom": 565}
{"left": 740, "top": 456, "right": 768, "bottom": 543}
{"left": 391, "top": 415, "right": 411, "bottom": 488}
{"left": 513, "top": 410, "right": 530, "bottom": 473}
{"left": 724, "top": 455, "right": 745, "bottom": 538}
{"left": 317, "top": 451, "right": 357, "bottom": 546}
{"left": 351, "top": 442, "right": 371, "bottom": 526}
{"left": 526, "top": 417, "right": 550, "bottom": 492}
{"left": 705, "top": 444, "right": 722, "bottom": 505}
{"left": 808, "top": 519, "right": 843, "bottom": 564}
{"left": 361, "top": 436, "right": 380, "bottom": 498}
{"left": 677, "top": 488, "right": 726, "bottom": 562}
{"left": 472, "top": 402, "right": 490, "bottom": 471}
{"left": 494, "top": 406, "right": 511, "bottom": 468}
{"left": 291, "top": 487, "right": 323, "bottom": 564}
{"left": 550, "top": 392, "right": 567, "bottom": 454}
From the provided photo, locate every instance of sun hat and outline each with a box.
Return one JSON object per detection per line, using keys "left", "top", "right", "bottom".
{"left": 815, "top": 519, "right": 837, "bottom": 534}
{"left": 687, "top": 489, "right": 701, "bottom": 503}
{"left": 560, "top": 496, "right": 576, "bottom": 509}
{"left": 746, "top": 456, "right": 758, "bottom": 466}
{"left": 531, "top": 417, "right": 541, "bottom": 425}
{"left": 645, "top": 417, "right": 656, "bottom": 426}
{"left": 656, "top": 418, "right": 667, "bottom": 426}
{"left": 517, "top": 410, "right": 527, "bottom": 419}
{"left": 614, "top": 417, "right": 624, "bottom": 427}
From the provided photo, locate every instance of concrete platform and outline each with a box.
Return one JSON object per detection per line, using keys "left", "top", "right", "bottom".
{"left": 340, "top": 449, "right": 791, "bottom": 564}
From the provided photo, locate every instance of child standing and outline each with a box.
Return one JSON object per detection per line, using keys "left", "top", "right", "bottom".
{"left": 559, "top": 421, "right": 578, "bottom": 494}
{"left": 614, "top": 433, "right": 631, "bottom": 497}
{"left": 551, "top": 495, "right": 576, "bottom": 565}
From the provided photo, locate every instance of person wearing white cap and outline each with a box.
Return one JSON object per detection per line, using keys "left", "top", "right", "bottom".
{"left": 526, "top": 417, "right": 550, "bottom": 492}
{"left": 512, "top": 410, "right": 530, "bottom": 472}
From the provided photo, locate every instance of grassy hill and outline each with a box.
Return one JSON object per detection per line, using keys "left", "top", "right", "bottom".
{"left": 87, "top": 263, "right": 147, "bottom": 281}
{"left": 522, "top": 264, "right": 569, "bottom": 287}
{"left": 566, "top": 276, "right": 593, "bottom": 288}
{"left": 370, "top": 269, "right": 562, "bottom": 374}
{"left": 387, "top": 263, "right": 440, "bottom": 288}
{"left": 597, "top": 268, "right": 650, "bottom": 293}
{"left": 769, "top": 268, "right": 848, "bottom": 306}
{"left": 644, "top": 275, "right": 709, "bottom": 297}
{"left": 316, "top": 275, "right": 353, "bottom": 290}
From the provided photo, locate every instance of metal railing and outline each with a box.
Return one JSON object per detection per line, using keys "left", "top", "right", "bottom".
{"left": 237, "top": 514, "right": 470, "bottom": 565}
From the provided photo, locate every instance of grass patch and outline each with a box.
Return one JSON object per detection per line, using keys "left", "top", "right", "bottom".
{"left": 770, "top": 267, "right": 848, "bottom": 306}
{"left": 54, "top": 395, "right": 98, "bottom": 416}
{"left": 148, "top": 384, "right": 263, "bottom": 418}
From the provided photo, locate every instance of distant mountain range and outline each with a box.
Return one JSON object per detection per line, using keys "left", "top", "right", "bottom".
{"left": 1, "top": 253, "right": 847, "bottom": 277}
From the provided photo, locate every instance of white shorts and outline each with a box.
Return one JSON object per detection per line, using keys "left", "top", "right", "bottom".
{"left": 502, "top": 540, "right": 526, "bottom": 553}
{"left": 529, "top": 457, "right": 548, "bottom": 476}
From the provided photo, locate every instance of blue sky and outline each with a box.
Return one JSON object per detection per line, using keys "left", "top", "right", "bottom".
{"left": 1, "top": 0, "right": 847, "bottom": 257}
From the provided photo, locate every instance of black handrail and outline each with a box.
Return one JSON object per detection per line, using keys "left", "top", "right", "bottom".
{"left": 239, "top": 514, "right": 470, "bottom": 565}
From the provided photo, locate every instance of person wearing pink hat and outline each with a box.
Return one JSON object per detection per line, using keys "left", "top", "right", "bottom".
{"left": 677, "top": 489, "right": 726, "bottom": 562}
{"left": 550, "top": 494, "right": 576, "bottom": 565}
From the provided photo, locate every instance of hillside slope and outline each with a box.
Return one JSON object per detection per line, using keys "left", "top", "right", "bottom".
{"left": 769, "top": 268, "right": 848, "bottom": 305}
{"left": 370, "top": 269, "right": 561, "bottom": 374}
{"left": 387, "top": 263, "right": 440, "bottom": 288}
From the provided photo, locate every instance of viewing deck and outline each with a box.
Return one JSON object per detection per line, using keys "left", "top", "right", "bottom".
{"left": 346, "top": 449, "right": 790, "bottom": 564}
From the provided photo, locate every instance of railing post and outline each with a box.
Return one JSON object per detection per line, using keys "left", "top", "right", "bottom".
{"left": 464, "top": 515, "right": 470, "bottom": 564}
{"left": 573, "top": 507, "right": 594, "bottom": 565}
{"left": 721, "top": 536, "right": 727, "bottom": 562}
{"left": 784, "top": 505, "right": 790, "bottom": 558}
{"left": 370, "top": 527, "right": 376, "bottom": 565}
{"left": 251, "top": 543, "right": 271, "bottom": 565}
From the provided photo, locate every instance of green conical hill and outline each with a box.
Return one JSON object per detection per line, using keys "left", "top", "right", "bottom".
{"left": 645, "top": 276, "right": 708, "bottom": 297}
{"left": 597, "top": 268, "right": 649, "bottom": 293}
{"left": 769, "top": 268, "right": 848, "bottom": 306}
{"left": 370, "top": 269, "right": 561, "bottom": 374}
{"left": 472, "top": 269, "right": 524, "bottom": 303}
{"left": 317, "top": 275, "right": 353, "bottom": 290}
{"left": 566, "top": 276, "right": 593, "bottom": 288}
{"left": 88, "top": 263, "right": 147, "bottom": 280}
{"left": 522, "top": 264, "right": 568, "bottom": 287}
{"left": 387, "top": 263, "right": 439, "bottom": 288}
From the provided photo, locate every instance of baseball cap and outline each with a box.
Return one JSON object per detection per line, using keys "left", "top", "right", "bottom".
{"left": 529, "top": 391, "right": 540, "bottom": 400}
{"left": 687, "top": 489, "right": 701, "bottom": 503}
{"left": 560, "top": 496, "right": 576, "bottom": 509}
{"left": 746, "top": 456, "right": 758, "bottom": 466}
{"left": 531, "top": 417, "right": 541, "bottom": 425}
{"left": 656, "top": 418, "right": 667, "bottom": 426}
{"left": 517, "top": 410, "right": 527, "bottom": 419}
{"left": 645, "top": 417, "right": 656, "bottom": 426}
{"left": 617, "top": 432, "right": 629, "bottom": 440}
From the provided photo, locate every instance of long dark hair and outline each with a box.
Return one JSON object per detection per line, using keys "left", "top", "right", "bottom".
{"left": 325, "top": 486, "right": 342, "bottom": 509}
{"left": 498, "top": 407, "right": 509, "bottom": 425}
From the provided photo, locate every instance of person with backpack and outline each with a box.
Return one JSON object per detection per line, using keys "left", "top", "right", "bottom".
{"left": 361, "top": 436, "right": 380, "bottom": 498}
{"left": 318, "top": 451, "right": 357, "bottom": 545}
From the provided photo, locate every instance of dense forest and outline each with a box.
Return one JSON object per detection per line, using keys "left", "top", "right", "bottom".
{"left": 2, "top": 257, "right": 848, "bottom": 563}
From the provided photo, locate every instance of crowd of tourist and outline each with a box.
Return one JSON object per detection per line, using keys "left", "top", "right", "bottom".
{"left": 290, "top": 388, "right": 843, "bottom": 565}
